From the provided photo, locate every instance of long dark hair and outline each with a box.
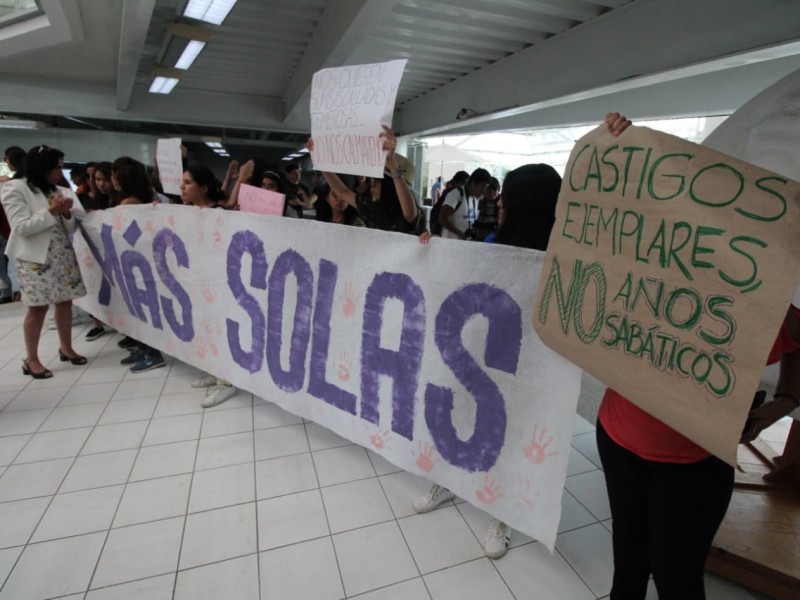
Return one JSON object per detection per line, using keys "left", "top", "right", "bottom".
{"left": 495, "top": 164, "right": 561, "bottom": 251}
{"left": 113, "top": 159, "right": 153, "bottom": 204}
{"left": 21, "top": 145, "right": 65, "bottom": 195}
{"left": 4, "top": 146, "right": 25, "bottom": 175}
{"left": 185, "top": 165, "right": 225, "bottom": 203}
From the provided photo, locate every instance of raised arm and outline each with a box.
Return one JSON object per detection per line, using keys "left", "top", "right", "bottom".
{"left": 308, "top": 138, "right": 357, "bottom": 208}
{"left": 380, "top": 125, "right": 418, "bottom": 223}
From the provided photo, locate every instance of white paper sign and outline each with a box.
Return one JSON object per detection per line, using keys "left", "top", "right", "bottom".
{"left": 309, "top": 59, "right": 407, "bottom": 178}
{"left": 156, "top": 138, "right": 183, "bottom": 196}
{"left": 73, "top": 205, "right": 581, "bottom": 551}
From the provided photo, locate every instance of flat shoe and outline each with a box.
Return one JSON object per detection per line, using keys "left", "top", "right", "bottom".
{"left": 22, "top": 360, "right": 53, "bottom": 379}
{"left": 59, "top": 350, "right": 88, "bottom": 366}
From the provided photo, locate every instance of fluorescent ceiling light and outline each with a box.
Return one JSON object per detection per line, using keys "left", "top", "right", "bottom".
{"left": 0, "top": 119, "right": 44, "bottom": 130}
{"left": 174, "top": 40, "right": 206, "bottom": 69}
{"left": 289, "top": 153, "right": 303, "bottom": 158}
{"left": 298, "top": 148, "right": 309, "bottom": 154}
{"left": 183, "top": 0, "right": 237, "bottom": 25}
{"left": 149, "top": 76, "right": 180, "bottom": 94}
{"left": 281, "top": 157, "right": 293, "bottom": 161}
{"left": 205, "top": 141, "right": 223, "bottom": 148}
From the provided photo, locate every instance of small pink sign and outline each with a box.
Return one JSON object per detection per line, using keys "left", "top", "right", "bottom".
{"left": 238, "top": 183, "right": 285, "bottom": 216}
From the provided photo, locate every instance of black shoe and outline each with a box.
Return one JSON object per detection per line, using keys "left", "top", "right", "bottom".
{"left": 129, "top": 354, "right": 166, "bottom": 373}
{"left": 59, "top": 350, "right": 88, "bottom": 365}
{"left": 85, "top": 326, "right": 108, "bottom": 341}
{"left": 117, "top": 336, "right": 137, "bottom": 350}
{"left": 120, "top": 350, "right": 143, "bottom": 365}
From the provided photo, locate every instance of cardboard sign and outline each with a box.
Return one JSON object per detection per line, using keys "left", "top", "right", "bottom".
{"left": 73, "top": 205, "right": 581, "bottom": 551}
{"left": 534, "top": 124, "right": 800, "bottom": 465}
{"left": 309, "top": 59, "right": 407, "bottom": 178}
{"left": 156, "top": 138, "right": 183, "bottom": 195}
{"left": 238, "top": 183, "right": 285, "bottom": 216}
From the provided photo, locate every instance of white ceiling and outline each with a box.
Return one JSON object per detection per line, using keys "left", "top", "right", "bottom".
{"left": 2, "top": 0, "right": 800, "bottom": 164}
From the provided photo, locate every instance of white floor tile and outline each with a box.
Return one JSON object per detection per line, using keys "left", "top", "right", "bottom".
{"left": 398, "top": 506, "right": 484, "bottom": 574}
{"left": 306, "top": 421, "right": 354, "bottom": 451}
{"left": 314, "top": 445, "right": 375, "bottom": 487}
{"left": 334, "top": 521, "right": 419, "bottom": 597}
{"left": 571, "top": 431, "right": 602, "bottom": 468}
{"left": 322, "top": 478, "right": 395, "bottom": 534}
{"left": 567, "top": 446, "right": 599, "bottom": 476}
{"left": 31, "top": 485, "right": 123, "bottom": 542}
{"left": 253, "top": 423, "right": 310, "bottom": 460}
{"left": 573, "top": 414, "right": 596, "bottom": 435}
{"left": 92, "top": 517, "right": 184, "bottom": 588}
{"left": 0, "top": 546, "right": 23, "bottom": 589}
{"left": 175, "top": 554, "right": 260, "bottom": 600}
{"left": 379, "top": 471, "right": 438, "bottom": 519}
{"left": 256, "top": 453, "right": 317, "bottom": 502}
{"left": 556, "top": 522, "right": 614, "bottom": 597}
{"left": 152, "top": 390, "right": 206, "bottom": 419}
{"left": 493, "top": 541, "right": 595, "bottom": 600}
{"left": 0, "top": 532, "right": 106, "bottom": 600}
{"left": 112, "top": 377, "right": 165, "bottom": 401}
{"left": 189, "top": 462, "right": 255, "bottom": 513}
{"left": 180, "top": 503, "right": 257, "bottom": 569}
{"left": 195, "top": 431, "right": 254, "bottom": 470}
{"left": 425, "top": 558, "right": 515, "bottom": 600}
{"left": 129, "top": 440, "right": 197, "bottom": 481}
{"left": 559, "top": 489, "right": 599, "bottom": 533}
{"left": 82, "top": 420, "right": 148, "bottom": 455}
{"left": 0, "top": 457, "right": 72, "bottom": 501}
{"left": 260, "top": 537, "right": 344, "bottom": 600}
{"left": 0, "top": 496, "right": 51, "bottom": 548}
{"left": 253, "top": 400, "right": 303, "bottom": 429}
{"left": 59, "top": 382, "right": 119, "bottom": 406}
{"left": 86, "top": 573, "right": 174, "bottom": 600}
{"left": 142, "top": 413, "right": 202, "bottom": 446}
{"left": 0, "top": 434, "right": 30, "bottom": 466}
{"left": 3, "top": 386, "right": 67, "bottom": 411}
{"left": 367, "top": 449, "right": 403, "bottom": 475}
{"left": 200, "top": 406, "right": 253, "bottom": 438}
{"left": 14, "top": 427, "right": 92, "bottom": 463}
{"left": 352, "top": 578, "right": 431, "bottom": 600}
{"left": 76, "top": 365, "right": 128, "bottom": 385}
{"left": 114, "top": 473, "right": 192, "bottom": 527}
{"left": 564, "top": 469, "right": 611, "bottom": 520}
{"left": 60, "top": 449, "right": 137, "bottom": 493}
{"left": 257, "top": 489, "right": 329, "bottom": 551}
{"left": 98, "top": 396, "right": 157, "bottom": 425}
{"left": 38, "top": 402, "right": 104, "bottom": 432}
{"left": 0, "top": 409, "right": 51, "bottom": 436}
{"left": 456, "top": 501, "right": 534, "bottom": 549}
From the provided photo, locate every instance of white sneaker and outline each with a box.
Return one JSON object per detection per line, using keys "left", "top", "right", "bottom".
{"left": 412, "top": 484, "right": 455, "bottom": 514}
{"left": 191, "top": 374, "right": 218, "bottom": 388}
{"left": 483, "top": 519, "right": 510, "bottom": 559}
{"left": 201, "top": 384, "right": 236, "bottom": 408}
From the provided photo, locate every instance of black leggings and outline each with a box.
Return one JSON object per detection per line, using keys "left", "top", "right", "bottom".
{"left": 596, "top": 421, "right": 734, "bottom": 600}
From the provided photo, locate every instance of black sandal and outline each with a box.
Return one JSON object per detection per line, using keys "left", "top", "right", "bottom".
{"left": 22, "top": 360, "right": 53, "bottom": 379}
{"left": 59, "top": 350, "right": 88, "bottom": 366}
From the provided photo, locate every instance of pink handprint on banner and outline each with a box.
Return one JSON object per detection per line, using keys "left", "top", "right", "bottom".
{"left": 369, "top": 429, "right": 391, "bottom": 450}
{"left": 475, "top": 474, "right": 503, "bottom": 505}
{"left": 212, "top": 230, "right": 223, "bottom": 250}
{"left": 343, "top": 281, "right": 357, "bottom": 317}
{"left": 524, "top": 424, "right": 556, "bottom": 465}
{"left": 337, "top": 351, "right": 350, "bottom": 381}
{"left": 414, "top": 441, "right": 438, "bottom": 472}
{"left": 200, "top": 279, "right": 215, "bottom": 303}
{"left": 512, "top": 473, "right": 540, "bottom": 512}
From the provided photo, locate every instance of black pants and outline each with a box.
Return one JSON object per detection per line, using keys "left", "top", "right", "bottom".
{"left": 596, "top": 421, "right": 734, "bottom": 600}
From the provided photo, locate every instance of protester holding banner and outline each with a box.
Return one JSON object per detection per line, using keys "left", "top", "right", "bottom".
{"left": 415, "top": 161, "right": 563, "bottom": 559}
{"left": 310, "top": 125, "right": 426, "bottom": 234}
{"left": 84, "top": 161, "right": 115, "bottom": 342}
{"left": 317, "top": 184, "right": 365, "bottom": 227}
{"left": 1, "top": 145, "right": 87, "bottom": 379}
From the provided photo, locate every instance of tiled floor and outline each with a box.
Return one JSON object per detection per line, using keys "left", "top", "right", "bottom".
{"left": 0, "top": 304, "right": 773, "bottom": 599}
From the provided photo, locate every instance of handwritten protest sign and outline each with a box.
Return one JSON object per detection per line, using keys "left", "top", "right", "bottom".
{"left": 73, "top": 205, "right": 581, "bottom": 551}
{"left": 309, "top": 59, "right": 407, "bottom": 178}
{"left": 238, "top": 183, "right": 285, "bottom": 216}
{"left": 156, "top": 138, "right": 183, "bottom": 195}
{"left": 534, "top": 125, "right": 800, "bottom": 465}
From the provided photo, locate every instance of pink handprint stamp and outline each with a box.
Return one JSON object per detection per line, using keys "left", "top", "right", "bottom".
{"left": 200, "top": 279, "right": 215, "bottom": 303}
{"left": 524, "top": 424, "right": 556, "bottom": 465}
{"left": 165, "top": 338, "right": 176, "bottom": 353}
{"left": 475, "top": 474, "right": 503, "bottom": 505}
{"left": 144, "top": 220, "right": 155, "bottom": 237}
{"left": 196, "top": 344, "right": 206, "bottom": 359}
{"left": 414, "top": 441, "right": 438, "bottom": 473}
{"left": 113, "top": 214, "right": 123, "bottom": 231}
{"left": 342, "top": 281, "right": 357, "bottom": 318}
{"left": 337, "top": 351, "right": 350, "bottom": 381}
{"left": 167, "top": 214, "right": 176, "bottom": 228}
{"left": 369, "top": 429, "right": 391, "bottom": 450}
{"left": 209, "top": 342, "right": 219, "bottom": 357}
{"left": 511, "top": 473, "right": 540, "bottom": 512}
{"left": 212, "top": 230, "right": 223, "bottom": 250}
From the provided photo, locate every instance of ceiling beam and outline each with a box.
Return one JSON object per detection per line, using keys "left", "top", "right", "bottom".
{"left": 281, "top": 0, "right": 401, "bottom": 124}
{"left": 116, "top": 0, "right": 157, "bottom": 111}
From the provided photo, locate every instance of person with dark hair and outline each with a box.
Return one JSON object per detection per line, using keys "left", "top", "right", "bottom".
{"left": 414, "top": 161, "right": 563, "bottom": 559}
{"left": 224, "top": 158, "right": 268, "bottom": 209}
{"left": 473, "top": 176, "right": 501, "bottom": 240}
{"left": 311, "top": 126, "right": 425, "bottom": 235}
{"left": 284, "top": 163, "right": 311, "bottom": 218}
{"left": 111, "top": 157, "right": 166, "bottom": 373}
{"left": 180, "top": 165, "right": 225, "bottom": 207}
{"left": 69, "top": 166, "right": 88, "bottom": 197}
{"left": 0, "top": 145, "right": 87, "bottom": 378}
{"left": 83, "top": 161, "right": 115, "bottom": 342}
{"left": 92, "top": 162, "right": 116, "bottom": 208}
{"left": 0, "top": 146, "right": 26, "bottom": 302}
{"left": 438, "top": 167, "right": 492, "bottom": 240}
{"left": 430, "top": 175, "right": 443, "bottom": 203}
{"left": 317, "top": 184, "right": 365, "bottom": 227}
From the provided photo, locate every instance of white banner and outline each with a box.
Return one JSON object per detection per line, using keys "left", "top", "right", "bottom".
{"left": 309, "top": 59, "right": 407, "bottom": 178}
{"left": 73, "top": 205, "right": 581, "bottom": 551}
{"left": 156, "top": 138, "right": 183, "bottom": 196}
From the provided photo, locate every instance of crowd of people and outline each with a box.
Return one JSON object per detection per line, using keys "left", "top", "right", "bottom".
{"left": 1, "top": 112, "right": 798, "bottom": 599}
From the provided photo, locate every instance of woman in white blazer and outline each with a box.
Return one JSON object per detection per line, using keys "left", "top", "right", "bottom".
{"left": 1, "top": 146, "right": 87, "bottom": 379}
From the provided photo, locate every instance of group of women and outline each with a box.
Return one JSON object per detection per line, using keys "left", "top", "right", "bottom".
{"left": 1, "top": 113, "right": 798, "bottom": 599}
